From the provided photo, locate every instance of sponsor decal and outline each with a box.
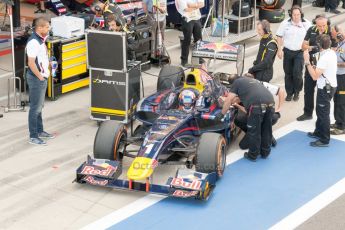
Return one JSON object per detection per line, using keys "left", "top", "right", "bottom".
{"left": 93, "top": 78, "right": 126, "bottom": 86}
{"left": 172, "top": 190, "right": 198, "bottom": 198}
{"left": 170, "top": 177, "right": 202, "bottom": 190}
{"left": 83, "top": 175, "right": 108, "bottom": 186}
{"left": 81, "top": 165, "right": 116, "bottom": 177}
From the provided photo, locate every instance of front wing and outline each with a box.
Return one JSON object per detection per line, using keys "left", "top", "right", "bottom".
{"left": 75, "top": 156, "right": 217, "bottom": 200}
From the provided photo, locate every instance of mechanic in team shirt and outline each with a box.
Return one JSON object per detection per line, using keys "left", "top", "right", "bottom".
{"left": 229, "top": 74, "right": 285, "bottom": 149}
{"left": 219, "top": 76, "right": 275, "bottom": 161}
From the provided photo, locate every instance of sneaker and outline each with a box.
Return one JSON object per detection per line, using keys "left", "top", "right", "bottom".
{"left": 310, "top": 140, "right": 329, "bottom": 147}
{"left": 39, "top": 131, "right": 55, "bottom": 139}
{"left": 244, "top": 152, "right": 257, "bottom": 162}
{"left": 325, "top": 8, "right": 330, "bottom": 12}
{"left": 297, "top": 114, "right": 312, "bottom": 121}
{"left": 330, "top": 9, "right": 341, "bottom": 14}
{"left": 330, "top": 123, "right": 338, "bottom": 129}
{"left": 29, "top": 137, "right": 47, "bottom": 146}
{"left": 307, "top": 132, "right": 319, "bottom": 139}
{"left": 285, "top": 95, "right": 292, "bottom": 101}
{"left": 34, "top": 9, "right": 46, "bottom": 13}
{"left": 293, "top": 93, "right": 299, "bottom": 101}
{"left": 330, "top": 128, "right": 345, "bottom": 135}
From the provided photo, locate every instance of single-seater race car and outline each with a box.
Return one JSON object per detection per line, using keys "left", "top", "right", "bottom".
{"left": 75, "top": 65, "right": 238, "bottom": 200}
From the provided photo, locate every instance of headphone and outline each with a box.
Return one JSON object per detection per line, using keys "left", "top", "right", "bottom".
{"left": 94, "top": 5, "right": 102, "bottom": 12}
{"left": 334, "top": 25, "right": 344, "bottom": 41}
{"left": 288, "top": 5, "right": 304, "bottom": 19}
{"left": 312, "top": 14, "right": 331, "bottom": 26}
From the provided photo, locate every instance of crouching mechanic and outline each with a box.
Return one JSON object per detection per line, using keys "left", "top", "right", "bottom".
{"left": 231, "top": 74, "right": 285, "bottom": 149}
{"left": 219, "top": 76, "right": 275, "bottom": 161}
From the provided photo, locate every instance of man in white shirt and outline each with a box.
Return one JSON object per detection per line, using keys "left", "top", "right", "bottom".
{"left": 276, "top": 5, "right": 311, "bottom": 102}
{"left": 26, "top": 17, "right": 55, "bottom": 146}
{"left": 303, "top": 34, "right": 337, "bottom": 147}
{"left": 331, "top": 25, "right": 345, "bottom": 135}
{"left": 175, "top": 0, "right": 204, "bottom": 66}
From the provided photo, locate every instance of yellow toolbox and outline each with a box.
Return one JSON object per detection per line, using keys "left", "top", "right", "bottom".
{"left": 47, "top": 36, "right": 88, "bottom": 100}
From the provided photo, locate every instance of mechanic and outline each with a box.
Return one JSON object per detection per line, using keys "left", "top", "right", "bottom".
{"left": 276, "top": 5, "right": 311, "bottom": 102}
{"left": 248, "top": 20, "right": 278, "bottom": 83}
{"left": 106, "top": 14, "right": 124, "bottom": 32}
{"left": 143, "top": 0, "right": 167, "bottom": 57}
{"left": 230, "top": 74, "right": 285, "bottom": 149}
{"left": 176, "top": 0, "right": 204, "bottom": 67}
{"left": 91, "top": 0, "right": 127, "bottom": 31}
{"left": 304, "top": 34, "right": 337, "bottom": 147}
{"left": 220, "top": 77, "right": 275, "bottom": 161}
{"left": 297, "top": 14, "right": 337, "bottom": 121}
{"left": 330, "top": 25, "right": 345, "bottom": 135}
{"left": 26, "top": 17, "right": 55, "bottom": 146}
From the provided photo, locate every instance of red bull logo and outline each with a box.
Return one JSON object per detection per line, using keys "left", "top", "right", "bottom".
{"left": 199, "top": 41, "right": 238, "bottom": 53}
{"left": 170, "top": 177, "right": 201, "bottom": 190}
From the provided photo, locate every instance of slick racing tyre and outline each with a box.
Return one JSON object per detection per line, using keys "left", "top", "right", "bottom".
{"left": 262, "top": 0, "right": 286, "bottom": 9}
{"left": 157, "top": 65, "right": 184, "bottom": 92}
{"left": 196, "top": 133, "right": 227, "bottom": 178}
{"left": 259, "top": 8, "right": 285, "bottom": 23}
{"left": 94, "top": 121, "right": 127, "bottom": 163}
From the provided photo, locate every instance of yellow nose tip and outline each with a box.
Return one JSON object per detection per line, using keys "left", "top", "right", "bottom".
{"left": 127, "top": 157, "right": 156, "bottom": 180}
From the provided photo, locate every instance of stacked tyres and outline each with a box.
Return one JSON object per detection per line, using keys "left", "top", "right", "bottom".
{"left": 262, "top": 0, "right": 286, "bottom": 9}
{"left": 259, "top": 8, "right": 285, "bottom": 23}
{"left": 259, "top": 0, "right": 285, "bottom": 23}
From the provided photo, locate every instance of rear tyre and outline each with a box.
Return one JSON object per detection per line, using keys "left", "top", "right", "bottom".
{"left": 195, "top": 133, "right": 227, "bottom": 178}
{"left": 262, "top": 0, "right": 286, "bottom": 9}
{"left": 93, "top": 121, "right": 127, "bottom": 163}
{"left": 157, "top": 65, "right": 184, "bottom": 92}
{"left": 259, "top": 8, "right": 285, "bottom": 23}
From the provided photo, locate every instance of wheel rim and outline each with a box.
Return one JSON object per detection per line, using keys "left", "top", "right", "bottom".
{"left": 217, "top": 137, "right": 226, "bottom": 177}
{"left": 113, "top": 129, "right": 126, "bottom": 160}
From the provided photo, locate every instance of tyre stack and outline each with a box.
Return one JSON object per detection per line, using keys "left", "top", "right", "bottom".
{"left": 259, "top": 0, "right": 286, "bottom": 23}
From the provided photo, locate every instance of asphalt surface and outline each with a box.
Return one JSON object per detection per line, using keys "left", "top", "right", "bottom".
{"left": 1, "top": 1, "right": 345, "bottom": 229}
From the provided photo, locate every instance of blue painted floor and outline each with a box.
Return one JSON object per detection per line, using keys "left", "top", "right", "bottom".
{"left": 108, "top": 130, "right": 345, "bottom": 230}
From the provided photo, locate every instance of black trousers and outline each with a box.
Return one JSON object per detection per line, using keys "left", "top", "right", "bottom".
{"left": 325, "top": 0, "right": 338, "bottom": 9}
{"left": 246, "top": 105, "right": 274, "bottom": 158}
{"left": 235, "top": 110, "right": 279, "bottom": 149}
{"left": 293, "top": 0, "right": 302, "bottom": 6}
{"left": 181, "top": 19, "right": 202, "bottom": 63}
{"left": 303, "top": 68, "right": 317, "bottom": 116}
{"left": 334, "top": 74, "right": 345, "bottom": 129}
{"left": 283, "top": 48, "right": 304, "bottom": 96}
{"left": 314, "top": 88, "right": 336, "bottom": 144}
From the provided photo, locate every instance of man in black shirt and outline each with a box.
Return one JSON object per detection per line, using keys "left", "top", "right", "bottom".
{"left": 221, "top": 77, "right": 275, "bottom": 161}
{"left": 248, "top": 20, "right": 278, "bottom": 83}
{"left": 91, "top": 0, "right": 127, "bottom": 30}
{"left": 297, "top": 15, "right": 337, "bottom": 121}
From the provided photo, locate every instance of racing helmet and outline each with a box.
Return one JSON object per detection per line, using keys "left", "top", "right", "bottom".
{"left": 179, "top": 89, "right": 197, "bottom": 113}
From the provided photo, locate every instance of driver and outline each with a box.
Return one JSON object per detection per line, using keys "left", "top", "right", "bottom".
{"left": 179, "top": 89, "right": 198, "bottom": 113}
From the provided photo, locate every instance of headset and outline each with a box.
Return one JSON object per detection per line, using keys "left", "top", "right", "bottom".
{"left": 334, "top": 25, "right": 344, "bottom": 41}
{"left": 288, "top": 5, "right": 304, "bottom": 20}
{"left": 312, "top": 14, "right": 331, "bottom": 26}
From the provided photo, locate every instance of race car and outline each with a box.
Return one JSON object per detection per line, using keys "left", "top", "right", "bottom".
{"left": 75, "top": 65, "right": 238, "bottom": 200}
